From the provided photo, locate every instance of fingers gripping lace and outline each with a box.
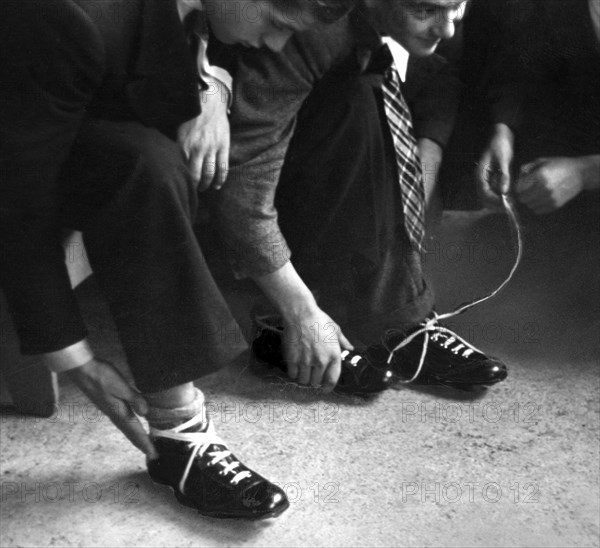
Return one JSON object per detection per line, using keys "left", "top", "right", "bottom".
{"left": 150, "top": 415, "right": 252, "bottom": 494}
{"left": 386, "top": 195, "right": 523, "bottom": 383}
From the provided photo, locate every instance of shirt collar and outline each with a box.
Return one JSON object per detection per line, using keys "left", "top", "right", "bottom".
{"left": 350, "top": 3, "right": 410, "bottom": 82}
{"left": 382, "top": 37, "right": 409, "bottom": 82}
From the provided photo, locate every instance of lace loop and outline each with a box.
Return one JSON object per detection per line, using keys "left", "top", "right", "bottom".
{"left": 150, "top": 416, "right": 252, "bottom": 494}
{"left": 386, "top": 196, "right": 522, "bottom": 383}
{"left": 385, "top": 312, "right": 485, "bottom": 383}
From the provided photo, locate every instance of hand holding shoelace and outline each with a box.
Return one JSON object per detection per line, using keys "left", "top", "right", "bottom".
{"left": 515, "top": 156, "right": 600, "bottom": 214}
{"left": 66, "top": 358, "right": 156, "bottom": 458}
{"left": 476, "top": 123, "right": 515, "bottom": 209}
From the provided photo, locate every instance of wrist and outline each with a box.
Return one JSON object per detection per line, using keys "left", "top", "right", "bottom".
{"left": 280, "top": 295, "right": 321, "bottom": 324}
{"left": 267, "top": 283, "right": 319, "bottom": 323}
{"left": 43, "top": 340, "right": 94, "bottom": 373}
{"left": 254, "top": 262, "right": 319, "bottom": 323}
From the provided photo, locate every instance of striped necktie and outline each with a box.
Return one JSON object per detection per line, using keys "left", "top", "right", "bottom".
{"left": 380, "top": 45, "right": 425, "bottom": 252}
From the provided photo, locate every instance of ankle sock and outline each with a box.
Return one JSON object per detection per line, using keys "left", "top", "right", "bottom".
{"left": 146, "top": 387, "right": 207, "bottom": 431}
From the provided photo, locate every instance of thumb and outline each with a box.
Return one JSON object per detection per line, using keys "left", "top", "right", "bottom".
{"left": 517, "top": 159, "right": 545, "bottom": 191}
{"left": 130, "top": 393, "right": 149, "bottom": 417}
{"left": 498, "top": 169, "right": 511, "bottom": 196}
{"left": 108, "top": 370, "right": 149, "bottom": 416}
{"left": 117, "top": 387, "right": 149, "bottom": 417}
{"left": 520, "top": 158, "right": 546, "bottom": 176}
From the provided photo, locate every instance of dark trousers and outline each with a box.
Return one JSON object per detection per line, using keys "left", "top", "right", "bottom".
{"left": 276, "top": 73, "right": 434, "bottom": 344}
{"left": 59, "top": 120, "right": 246, "bottom": 393}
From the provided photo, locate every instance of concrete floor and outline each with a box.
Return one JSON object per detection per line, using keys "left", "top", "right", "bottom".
{"left": 1, "top": 206, "right": 599, "bottom": 548}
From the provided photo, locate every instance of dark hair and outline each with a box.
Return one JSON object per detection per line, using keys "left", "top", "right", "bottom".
{"left": 280, "top": 0, "right": 356, "bottom": 24}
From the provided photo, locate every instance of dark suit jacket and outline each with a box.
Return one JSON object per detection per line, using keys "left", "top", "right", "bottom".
{"left": 461, "top": 0, "right": 600, "bottom": 134}
{"left": 516, "top": 0, "right": 600, "bottom": 147}
{"left": 0, "top": 0, "right": 200, "bottom": 353}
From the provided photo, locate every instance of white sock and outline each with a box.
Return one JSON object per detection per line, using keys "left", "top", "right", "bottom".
{"left": 146, "top": 388, "right": 206, "bottom": 430}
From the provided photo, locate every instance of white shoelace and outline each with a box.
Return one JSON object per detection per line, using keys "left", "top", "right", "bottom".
{"left": 386, "top": 195, "right": 523, "bottom": 383}
{"left": 255, "top": 197, "right": 522, "bottom": 386}
{"left": 385, "top": 313, "right": 485, "bottom": 383}
{"left": 150, "top": 415, "right": 252, "bottom": 495}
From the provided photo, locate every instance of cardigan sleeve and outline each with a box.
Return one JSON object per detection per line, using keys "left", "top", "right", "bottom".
{"left": 213, "top": 22, "right": 352, "bottom": 277}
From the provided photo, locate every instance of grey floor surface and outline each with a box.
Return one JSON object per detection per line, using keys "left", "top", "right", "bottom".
{"left": 1, "top": 207, "right": 599, "bottom": 547}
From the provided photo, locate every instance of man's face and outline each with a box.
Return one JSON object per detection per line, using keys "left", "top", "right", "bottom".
{"left": 367, "top": 0, "right": 467, "bottom": 57}
{"left": 205, "top": 0, "right": 317, "bottom": 52}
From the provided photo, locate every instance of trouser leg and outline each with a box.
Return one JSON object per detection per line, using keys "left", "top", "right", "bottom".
{"left": 276, "top": 74, "right": 434, "bottom": 344}
{"left": 59, "top": 120, "right": 246, "bottom": 393}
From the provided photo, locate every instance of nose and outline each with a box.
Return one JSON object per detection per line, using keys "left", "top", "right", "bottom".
{"left": 263, "top": 29, "right": 294, "bottom": 53}
{"left": 431, "top": 16, "right": 455, "bottom": 40}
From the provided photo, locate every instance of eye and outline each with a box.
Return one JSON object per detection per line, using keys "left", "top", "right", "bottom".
{"left": 410, "top": 5, "right": 437, "bottom": 20}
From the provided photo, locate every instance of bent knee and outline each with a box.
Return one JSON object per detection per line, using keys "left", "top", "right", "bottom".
{"left": 126, "top": 128, "right": 196, "bottom": 206}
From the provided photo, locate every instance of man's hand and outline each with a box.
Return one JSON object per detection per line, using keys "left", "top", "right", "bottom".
{"left": 516, "top": 156, "right": 600, "bottom": 214}
{"left": 66, "top": 358, "right": 157, "bottom": 459}
{"left": 177, "top": 78, "right": 230, "bottom": 192}
{"left": 254, "top": 261, "right": 354, "bottom": 393}
{"left": 476, "top": 123, "right": 515, "bottom": 208}
{"left": 282, "top": 307, "right": 354, "bottom": 392}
